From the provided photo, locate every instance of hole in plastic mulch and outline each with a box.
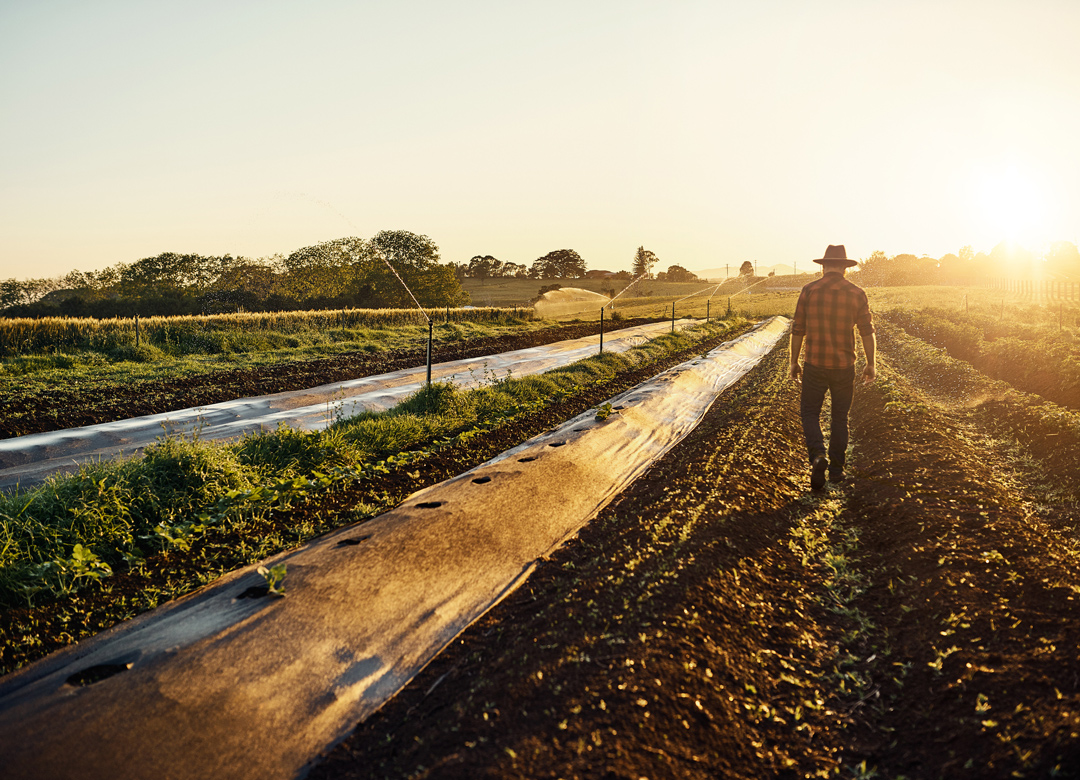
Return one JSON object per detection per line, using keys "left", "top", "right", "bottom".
{"left": 67, "top": 662, "right": 132, "bottom": 687}
{"left": 472, "top": 476, "right": 492, "bottom": 484}
{"left": 337, "top": 535, "right": 372, "bottom": 547}
{"left": 238, "top": 585, "right": 270, "bottom": 599}
{"left": 548, "top": 441, "right": 566, "bottom": 447}
{"left": 518, "top": 456, "right": 537, "bottom": 462}
{"left": 416, "top": 501, "right": 443, "bottom": 509}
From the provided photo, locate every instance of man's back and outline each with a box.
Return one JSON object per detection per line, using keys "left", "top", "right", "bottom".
{"left": 791, "top": 273, "right": 874, "bottom": 369}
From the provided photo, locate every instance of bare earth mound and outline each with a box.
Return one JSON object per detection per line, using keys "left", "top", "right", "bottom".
{"left": 311, "top": 335, "right": 1080, "bottom": 779}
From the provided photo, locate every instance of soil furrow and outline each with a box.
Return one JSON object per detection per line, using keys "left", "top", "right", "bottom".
{"left": 835, "top": 343, "right": 1080, "bottom": 777}
{"left": 310, "top": 344, "right": 852, "bottom": 779}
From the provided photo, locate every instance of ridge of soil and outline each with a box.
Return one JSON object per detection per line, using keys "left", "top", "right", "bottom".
{"left": 0, "top": 318, "right": 661, "bottom": 441}
{"left": 307, "top": 338, "right": 1080, "bottom": 778}
{"left": 0, "top": 321, "right": 746, "bottom": 676}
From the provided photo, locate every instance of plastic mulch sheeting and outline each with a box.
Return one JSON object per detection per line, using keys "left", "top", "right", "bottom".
{"left": 0, "top": 319, "right": 695, "bottom": 492}
{"left": 0, "top": 316, "right": 790, "bottom": 780}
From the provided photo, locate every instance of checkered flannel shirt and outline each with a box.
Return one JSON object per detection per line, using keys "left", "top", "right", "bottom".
{"left": 791, "top": 273, "right": 874, "bottom": 369}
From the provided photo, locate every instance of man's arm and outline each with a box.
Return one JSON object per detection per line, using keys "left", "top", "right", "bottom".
{"left": 789, "top": 333, "right": 804, "bottom": 383}
{"left": 861, "top": 331, "right": 876, "bottom": 385}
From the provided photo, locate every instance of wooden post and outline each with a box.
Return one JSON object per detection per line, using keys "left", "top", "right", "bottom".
{"left": 671, "top": 303, "right": 675, "bottom": 333}
{"left": 135, "top": 314, "right": 140, "bottom": 347}
{"left": 706, "top": 300, "right": 710, "bottom": 322}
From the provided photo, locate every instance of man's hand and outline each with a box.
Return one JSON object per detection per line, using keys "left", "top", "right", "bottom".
{"left": 789, "top": 362, "right": 802, "bottom": 384}
{"left": 862, "top": 364, "right": 877, "bottom": 386}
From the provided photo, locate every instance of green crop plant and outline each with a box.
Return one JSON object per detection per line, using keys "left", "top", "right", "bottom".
{"left": 257, "top": 563, "right": 287, "bottom": 596}
{"left": 0, "top": 317, "right": 749, "bottom": 618}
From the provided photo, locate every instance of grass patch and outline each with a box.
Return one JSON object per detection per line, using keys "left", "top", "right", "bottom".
{"left": 0, "top": 318, "right": 750, "bottom": 648}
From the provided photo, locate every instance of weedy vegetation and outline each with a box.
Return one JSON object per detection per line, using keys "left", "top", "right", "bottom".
{"left": 0, "top": 316, "right": 749, "bottom": 674}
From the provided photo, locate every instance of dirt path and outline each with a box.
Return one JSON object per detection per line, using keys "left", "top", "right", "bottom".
{"left": 309, "top": 333, "right": 1080, "bottom": 778}
{"left": 0, "top": 319, "right": 660, "bottom": 440}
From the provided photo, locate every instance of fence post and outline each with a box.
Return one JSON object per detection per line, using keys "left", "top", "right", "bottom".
{"left": 706, "top": 300, "right": 710, "bottom": 322}
{"left": 671, "top": 303, "right": 675, "bottom": 333}
{"left": 135, "top": 314, "right": 140, "bottom": 347}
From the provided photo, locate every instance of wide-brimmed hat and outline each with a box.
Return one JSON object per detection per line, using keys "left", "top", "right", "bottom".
{"left": 813, "top": 244, "right": 858, "bottom": 268}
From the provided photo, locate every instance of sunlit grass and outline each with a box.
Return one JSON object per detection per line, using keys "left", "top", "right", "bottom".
{"left": 0, "top": 305, "right": 535, "bottom": 361}
{"left": 0, "top": 317, "right": 554, "bottom": 387}
{"left": 0, "top": 317, "right": 748, "bottom": 612}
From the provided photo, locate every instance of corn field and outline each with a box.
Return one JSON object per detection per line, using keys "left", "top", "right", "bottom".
{"left": 0, "top": 306, "right": 536, "bottom": 357}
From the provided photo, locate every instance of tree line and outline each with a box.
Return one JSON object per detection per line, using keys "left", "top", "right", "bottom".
{"left": 3, "top": 239, "right": 706, "bottom": 318}
{"left": 1, "top": 231, "right": 468, "bottom": 319}
{"left": 848, "top": 241, "right": 1080, "bottom": 288}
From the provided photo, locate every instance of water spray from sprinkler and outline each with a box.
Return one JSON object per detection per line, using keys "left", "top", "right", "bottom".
{"left": 376, "top": 253, "right": 434, "bottom": 388}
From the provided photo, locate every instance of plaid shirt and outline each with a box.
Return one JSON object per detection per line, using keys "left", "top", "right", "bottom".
{"left": 792, "top": 273, "right": 874, "bottom": 369}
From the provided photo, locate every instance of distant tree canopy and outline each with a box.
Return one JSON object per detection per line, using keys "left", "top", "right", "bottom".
{"left": 739, "top": 261, "right": 754, "bottom": 276}
{"left": 655, "top": 265, "right": 699, "bottom": 283}
{"left": 463, "top": 255, "right": 530, "bottom": 280}
{"left": 531, "top": 249, "right": 587, "bottom": 279}
{"left": 632, "top": 246, "right": 659, "bottom": 279}
{"left": 1, "top": 230, "right": 469, "bottom": 318}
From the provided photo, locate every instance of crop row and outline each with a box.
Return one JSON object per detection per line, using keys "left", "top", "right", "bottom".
{"left": 0, "top": 305, "right": 534, "bottom": 358}
{"left": 0, "top": 318, "right": 747, "bottom": 674}
{"left": 882, "top": 304, "right": 1080, "bottom": 410}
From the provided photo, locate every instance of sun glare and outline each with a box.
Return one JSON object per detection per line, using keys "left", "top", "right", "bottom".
{"left": 971, "top": 163, "right": 1049, "bottom": 247}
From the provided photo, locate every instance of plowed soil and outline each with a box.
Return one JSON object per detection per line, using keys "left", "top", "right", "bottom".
{"left": 7, "top": 320, "right": 1080, "bottom": 778}
{"left": 0, "top": 319, "right": 660, "bottom": 440}
{"left": 308, "top": 334, "right": 1080, "bottom": 779}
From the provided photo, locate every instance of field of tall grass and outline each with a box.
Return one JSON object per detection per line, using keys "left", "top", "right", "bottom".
{"left": 0, "top": 305, "right": 533, "bottom": 358}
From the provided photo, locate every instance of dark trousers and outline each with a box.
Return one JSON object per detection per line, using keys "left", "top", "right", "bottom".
{"left": 800, "top": 363, "right": 855, "bottom": 468}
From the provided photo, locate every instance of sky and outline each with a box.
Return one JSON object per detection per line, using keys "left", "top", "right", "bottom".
{"left": 2, "top": 0, "right": 1078, "bottom": 280}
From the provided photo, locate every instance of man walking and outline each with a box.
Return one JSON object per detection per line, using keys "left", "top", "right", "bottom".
{"left": 789, "top": 245, "right": 876, "bottom": 489}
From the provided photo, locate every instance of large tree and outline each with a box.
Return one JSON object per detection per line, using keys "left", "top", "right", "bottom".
{"left": 738, "top": 260, "right": 754, "bottom": 276}
{"left": 467, "top": 255, "right": 502, "bottom": 281}
{"left": 631, "top": 246, "right": 658, "bottom": 278}
{"left": 530, "top": 249, "right": 586, "bottom": 279}
{"left": 354, "top": 230, "right": 468, "bottom": 308}
{"left": 660, "top": 264, "right": 699, "bottom": 283}
{"left": 281, "top": 237, "right": 368, "bottom": 300}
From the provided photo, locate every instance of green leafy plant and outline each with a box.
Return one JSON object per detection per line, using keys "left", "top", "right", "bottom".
{"left": 257, "top": 563, "right": 288, "bottom": 597}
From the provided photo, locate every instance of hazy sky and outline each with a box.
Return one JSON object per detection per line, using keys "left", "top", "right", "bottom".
{"left": 2, "top": 0, "right": 1078, "bottom": 280}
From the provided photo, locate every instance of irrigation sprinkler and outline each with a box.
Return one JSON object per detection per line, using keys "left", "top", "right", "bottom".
{"left": 671, "top": 303, "right": 676, "bottom": 332}
{"left": 377, "top": 254, "right": 434, "bottom": 388}
{"left": 135, "top": 314, "right": 140, "bottom": 347}
{"left": 599, "top": 307, "right": 604, "bottom": 354}
{"left": 605, "top": 269, "right": 653, "bottom": 309}
{"left": 427, "top": 319, "right": 433, "bottom": 384}
{"left": 706, "top": 300, "right": 710, "bottom": 322}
